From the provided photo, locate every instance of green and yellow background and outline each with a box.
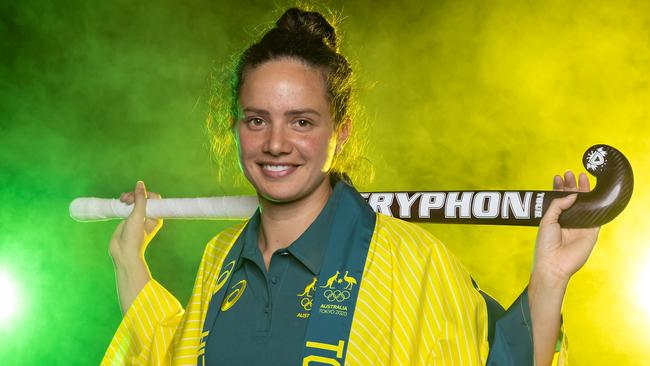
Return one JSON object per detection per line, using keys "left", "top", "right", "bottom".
{"left": 1, "top": 0, "right": 648, "bottom": 364}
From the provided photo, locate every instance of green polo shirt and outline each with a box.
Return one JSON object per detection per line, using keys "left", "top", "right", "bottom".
{"left": 205, "top": 191, "right": 337, "bottom": 366}
{"left": 204, "top": 181, "right": 537, "bottom": 365}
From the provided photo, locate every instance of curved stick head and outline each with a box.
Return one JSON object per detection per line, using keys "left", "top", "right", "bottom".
{"left": 559, "top": 144, "right": 634, "bottom": 227}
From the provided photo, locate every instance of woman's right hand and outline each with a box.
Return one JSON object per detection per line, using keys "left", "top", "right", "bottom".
{"left": 109, "top": 180, "right": 163, "bottom": 265}
{"left": 109, "top": 181, "right": 163, "bottom": 314}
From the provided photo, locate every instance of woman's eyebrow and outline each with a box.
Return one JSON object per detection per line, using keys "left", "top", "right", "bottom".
{"left": 242, "top": 107, "right": 270, "bottom": 116}
{"left": 242, "top": 107, "right": 321, "bottom": 117}
{"left": 285, "top": 108, "right": 321, "bottom": 117}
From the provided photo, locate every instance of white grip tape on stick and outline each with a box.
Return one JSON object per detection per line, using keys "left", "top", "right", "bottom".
{"left": 69, "top": 197, "right": 259, "bottom": 221}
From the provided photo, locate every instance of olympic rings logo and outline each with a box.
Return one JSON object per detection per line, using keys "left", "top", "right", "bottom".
{"left": 300, "top": 297, "right": 313, "bottom": 311}
{"left": 323, "top": 289, "right": 350, "bottom": 302}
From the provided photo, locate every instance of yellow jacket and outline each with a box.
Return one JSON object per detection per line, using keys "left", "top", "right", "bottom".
{"left": 101, "top": 213, "right": 565, "bottom": 365}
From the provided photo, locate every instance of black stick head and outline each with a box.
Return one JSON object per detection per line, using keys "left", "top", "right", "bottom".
{"left": 559, "top": 144, "right": 634, "bottom": 227}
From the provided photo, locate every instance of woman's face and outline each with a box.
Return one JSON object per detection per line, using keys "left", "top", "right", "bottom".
{"left": 236, "top": 58, "right": 344, "bottom": 204}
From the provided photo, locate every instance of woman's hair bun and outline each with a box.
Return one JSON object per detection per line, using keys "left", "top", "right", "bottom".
{"left": 276, "top": 8, "right": 337, "bottom": 50}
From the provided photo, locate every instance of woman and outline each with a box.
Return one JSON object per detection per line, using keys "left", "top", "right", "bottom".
{"left": 103, "top": 7, "right": 598, "bottom": 366}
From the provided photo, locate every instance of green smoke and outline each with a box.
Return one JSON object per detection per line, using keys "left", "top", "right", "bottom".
{"left": 1, "top": 0, "right": 648, "bottom": 364}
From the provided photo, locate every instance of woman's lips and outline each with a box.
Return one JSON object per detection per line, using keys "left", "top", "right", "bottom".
{"left": 260, "top": 164, "right": 297, "bottom": 178}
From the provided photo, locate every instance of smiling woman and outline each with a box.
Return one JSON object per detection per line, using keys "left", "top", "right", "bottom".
{"left": 101, "top": 6, "right": 598, "bottom": 366}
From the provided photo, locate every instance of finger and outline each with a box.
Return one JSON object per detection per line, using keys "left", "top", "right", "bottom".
{"left": 123, "top": 192, "right": 135, "bottom": 205}
{"left": 132, "top": 180, "right": 147, "bottom": 221}
{"left": 553, "top": 175, "right": 563, "bottom": 191}
{"left": 541, "top": 193, "right": 578, "bottom": 225}
{"left": 144, "top": 191, "right": 162, "bottom": 234}
{"left": 578, "top": 173, "right": 590, "bottom": 192}
{"left": 563, "top": 171, "right": 577, "bottom": 191}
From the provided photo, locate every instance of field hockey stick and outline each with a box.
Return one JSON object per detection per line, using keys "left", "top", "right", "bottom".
{"left": 69, "top": 145, "right": 632, "bottom": 228}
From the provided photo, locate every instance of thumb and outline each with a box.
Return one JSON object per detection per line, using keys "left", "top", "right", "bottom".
{"left": 541, "top": 193, "right": 577, "bottom": 224}
{"left": 132, "top": 180, "right": 148, "bottom": 221}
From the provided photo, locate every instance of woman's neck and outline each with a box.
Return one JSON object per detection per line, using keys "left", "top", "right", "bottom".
{"left": 257, "top": 182, "right": 332, "bottom": 270}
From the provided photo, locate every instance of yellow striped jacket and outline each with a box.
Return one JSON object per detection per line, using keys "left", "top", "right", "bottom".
{"left": 101, "top": 213, "right": 565, "bottom": 365}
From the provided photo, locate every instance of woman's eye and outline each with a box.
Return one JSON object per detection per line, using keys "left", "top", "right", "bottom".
{"left": 295, "top": 119, "right": 311, "bottom": 128}
{"left": 247, "top": 118, "right": 265, "bottom": 127}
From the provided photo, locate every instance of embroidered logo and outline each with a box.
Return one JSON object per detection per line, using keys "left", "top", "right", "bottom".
{"left": 324, "top": 289, "right": 350, "bottom": 302}
{"left": 297, "top": 277, "right": 317, "bottom": 315}
{"left": 221, "top": 279, "right": 246, "bottom": 311}
{"left": 214, "top": 260, "right": 236, "bottom": 294}
{"left": 317, "top": 270, "right": 357, "bottom": 317}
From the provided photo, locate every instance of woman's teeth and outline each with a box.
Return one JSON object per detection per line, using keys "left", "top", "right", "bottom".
{"left": 263, "top": 165, "right": 290, "bottom": 172}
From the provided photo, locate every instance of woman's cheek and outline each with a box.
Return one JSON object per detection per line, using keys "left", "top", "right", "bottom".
{"left": 298, "top": 133, "right": 333, "bottom": 160}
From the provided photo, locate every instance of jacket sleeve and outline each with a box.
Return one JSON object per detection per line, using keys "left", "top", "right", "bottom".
{"left": 100, "top": 225, "right": 244, "bottom": 366}
{"left": 100, "top": 279, "right": 184, "bottom": 366}
{"left": 480, "top": 287, "right": 569, "bottom": 366}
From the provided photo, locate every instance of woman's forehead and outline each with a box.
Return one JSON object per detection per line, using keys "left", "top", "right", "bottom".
{"left": 239, "top": 59, "right": 330, "bottom": 113}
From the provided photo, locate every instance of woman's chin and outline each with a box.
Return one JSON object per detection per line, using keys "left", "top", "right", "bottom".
{"left": 255, "top": 185, "right": 307, "bottom": 203}
{"left": 254, "top": 182, "right": 331, "bottom": 207}
{"left": 257, "top": 192, "right": 298, "bottom": 205}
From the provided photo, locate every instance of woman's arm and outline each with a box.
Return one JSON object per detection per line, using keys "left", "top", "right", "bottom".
{"left": 530, "top": 171, "right": 600, "bottom": 365}
{"left": 109, "top": 181, "right": 162, "bottom": 314}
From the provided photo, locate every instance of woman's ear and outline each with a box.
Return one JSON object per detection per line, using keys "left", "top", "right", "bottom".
{"left": 335, "top": 118, "right": 351, "bottom": 154}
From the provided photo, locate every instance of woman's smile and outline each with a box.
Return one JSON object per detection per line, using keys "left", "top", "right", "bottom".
{"left": 259, "top": 163, "right": 298, "bottom": 178}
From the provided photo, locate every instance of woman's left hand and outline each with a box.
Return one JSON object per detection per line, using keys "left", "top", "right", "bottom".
{"left": 533, "top": 170, "right": 601, "bottom": 285}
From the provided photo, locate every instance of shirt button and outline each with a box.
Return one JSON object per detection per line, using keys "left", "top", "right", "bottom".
{"left": 271, "top": 276, "right": 279, "bottom": 284}
{"left": 264, "top": 306, "right": 270, "bottom": 314}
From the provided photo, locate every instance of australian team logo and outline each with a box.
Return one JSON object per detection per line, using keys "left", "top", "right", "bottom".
{"left": 297, "top": 277, "right": 317, "bottom": 313}
{"left": 296, "top": 270, "right": 358, "bottom": 318}
{"left": 318, "top": 270, "right": 357, "bottom": 317}
{"left": 320, "top": 270, "right": 357, "bottom": 302}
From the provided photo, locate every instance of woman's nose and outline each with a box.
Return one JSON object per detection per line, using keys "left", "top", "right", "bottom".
{"left": 264, "top": 124, "right": 292, "bottom": 156}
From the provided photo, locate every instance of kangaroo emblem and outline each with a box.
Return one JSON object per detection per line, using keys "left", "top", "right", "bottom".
{"left": 343, "top": 271, "right": 357, "bottom": 290}
{"left": 298, "top": 277, "right": 317, "bottom": 297}
{"left": 320, "top": 271, "right": 340, "bottom": 289}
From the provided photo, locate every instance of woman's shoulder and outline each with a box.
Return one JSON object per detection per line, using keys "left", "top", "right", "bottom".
{"left": 369, "top": 214, "right": 471, "bottom": 285}
{"left": 373, "top": 213, "right": 447, "bottom": 255}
